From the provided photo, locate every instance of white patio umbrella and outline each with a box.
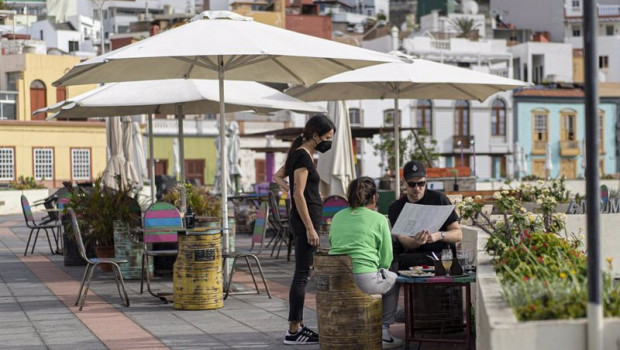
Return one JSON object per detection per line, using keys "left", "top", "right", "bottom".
{"left": 172, "top": 138, "right": 181, "bottom": 180}
{"left": 52, "top": 11, "right": 401, "bottom": 269}
{"left": 317, "top": 101, "right": 356, "bottom": 197}
{"left": 37, "top": 79, "right": 325, "bottom": 203}
{"left": 545, "top": 142, "right": 554, "bottom": 178}
{"left": 213, "top": 130, "right": 232, "bottom": 194}
{"left": 121, "top": 117, "right": 141, "bottom": 189}
{"left": 288, "top": 55, "right": 527, "bottom": 194}
{"left": 131, "top": 118, "right": 149, "bottom": 189}
{"left": 520, "top": 146, "right": 528, "bottom": 176}
{"left": 102, "top": 118, "right": 127, "bottom": 190}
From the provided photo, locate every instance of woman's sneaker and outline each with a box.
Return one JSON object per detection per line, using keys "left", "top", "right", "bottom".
{"left": 382, "top": 335, "right": 403, "bottom": 349}
{"left": 283, "top": 326, "right": 319, "bottom": 345}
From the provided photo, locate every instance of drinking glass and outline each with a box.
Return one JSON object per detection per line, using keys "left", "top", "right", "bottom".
{"left": 441, "top": 249, "right": 453, "bottom": 276}
{"left": 457, "top": 250, "right": 468, "bottom": 272}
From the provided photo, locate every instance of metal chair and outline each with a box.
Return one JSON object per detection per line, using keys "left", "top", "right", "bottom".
{"left": 67, "top": 208, "right": 130, "bottom": 311}
{"left": 266, "top": 191, "right": 291, "bottom": 260}
{"left": 223, "top": 200, "right": 271, "bottom": 300}
{"left": 140, "top": 202, "right": 183, "bottom": 300}
{"left": 21, "top": 195, "right": 60, "bottom": 256}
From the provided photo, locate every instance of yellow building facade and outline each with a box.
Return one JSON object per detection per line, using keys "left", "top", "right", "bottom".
{"left": 0, "top": 53, "right": 105, "bottom": 188}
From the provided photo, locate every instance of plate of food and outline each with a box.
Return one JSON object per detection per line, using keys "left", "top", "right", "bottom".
{"left": 398, "top": 270, "right": 434, "bottom": 278}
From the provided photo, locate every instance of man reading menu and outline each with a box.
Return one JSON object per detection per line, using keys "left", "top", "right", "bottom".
{"left": 388, "top": 160, "right": 462, "bottom": 269}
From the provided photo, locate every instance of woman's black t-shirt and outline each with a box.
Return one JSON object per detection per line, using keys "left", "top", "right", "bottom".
{"left": 286, "top": 148, "right": 322, "bottom": 231}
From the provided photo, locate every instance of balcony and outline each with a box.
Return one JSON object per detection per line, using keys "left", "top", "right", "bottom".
{"left": 452, "top": 135, "right": 474, "bottom": 150}
{"left": 532, "top": 141, "right": 547, "bottom": 155}
{"left": 560, "top": 140, "right": 580, "bottom": 156}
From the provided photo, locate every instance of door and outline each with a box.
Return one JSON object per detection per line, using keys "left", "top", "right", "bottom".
{"left": 148, "top": 159, "right": 168, "bottom": 178}
{"left": 184, "top": 159, "right": 205, "bottom": 185}
{"left": 532, "top": 159, "right": 545, "bottom": 178}
{"left": 255, "top": 159, "right": 266, "bottom": 183}
{"left": 560, "top": 159, "right": 577, "bottom": 179}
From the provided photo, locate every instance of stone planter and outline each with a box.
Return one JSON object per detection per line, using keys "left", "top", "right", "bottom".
{"left": 469, "top": 226, "right": 620, "bottom": 350}
{"left": 113, "top": 220, "right": 152, "bottom": 280}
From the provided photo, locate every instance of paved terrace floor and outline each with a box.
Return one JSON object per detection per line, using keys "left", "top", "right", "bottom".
{"left": 0, "top": 214, "right": 470, "bottom": 350}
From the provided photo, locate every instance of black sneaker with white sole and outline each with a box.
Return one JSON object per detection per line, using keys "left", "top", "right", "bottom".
{"left": 283, "top": 326, "right": 319, "bottom": 345}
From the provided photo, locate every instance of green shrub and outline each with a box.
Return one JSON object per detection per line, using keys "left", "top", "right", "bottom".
{"left": 9, "top": 176, "right": 45, "bottom": 190}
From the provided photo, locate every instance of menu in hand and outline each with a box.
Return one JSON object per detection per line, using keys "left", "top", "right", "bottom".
{"left": 391, "top": 203, "right": 455, "bottom": 235}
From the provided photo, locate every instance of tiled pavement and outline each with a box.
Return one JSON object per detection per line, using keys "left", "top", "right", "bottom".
{"left": 0, "top": 214, "right": 470, "bottom": 349}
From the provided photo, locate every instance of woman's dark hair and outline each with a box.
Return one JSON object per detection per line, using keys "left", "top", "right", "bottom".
{"left": 346, "top": 176, "right": 377, "bottom": 208}
{"left": 283, "top": 114, "right": 335, "bottom": 175}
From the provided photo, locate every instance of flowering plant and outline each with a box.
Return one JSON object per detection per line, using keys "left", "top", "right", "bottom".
{"left": 458, "top": 183, "right": 620, "bottom": 321}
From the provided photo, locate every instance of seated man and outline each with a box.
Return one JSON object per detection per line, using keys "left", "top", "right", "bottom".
{"left": 389, "top": 160, "right": 462, "bottom": 270}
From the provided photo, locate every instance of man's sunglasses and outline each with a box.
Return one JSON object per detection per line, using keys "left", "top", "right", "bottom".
{"left": 407, "top": 181, "right": 427, "bottom": 188}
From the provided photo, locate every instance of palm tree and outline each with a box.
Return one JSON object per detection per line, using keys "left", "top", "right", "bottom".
{"left": 449, "top": 17, "right": 481, "bottom": 39}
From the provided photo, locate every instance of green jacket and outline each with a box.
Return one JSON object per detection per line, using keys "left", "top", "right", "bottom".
{"left": 328, "top": 207, "right": 393, "bottom": 274}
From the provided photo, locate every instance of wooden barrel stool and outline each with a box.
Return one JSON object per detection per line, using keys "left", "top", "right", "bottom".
{"left": 314, "top": 252, "right": 382, "bottom": 350}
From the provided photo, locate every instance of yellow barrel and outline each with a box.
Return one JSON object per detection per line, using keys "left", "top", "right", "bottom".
{"left": 173, "top": 229, "right": 223, "bottom": 310}
{"left": 314, "top": 253, "right": 382, "bottom": 350}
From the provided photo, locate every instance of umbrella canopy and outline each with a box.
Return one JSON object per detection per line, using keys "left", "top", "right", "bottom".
{"left": 52, "top": 10, "right": 401, "bottom": 280}
{"left": 102, "top": 118, "right": 127, "bottom": 190}
{"left": 53, "top": 11, "right": 401, "bottom": 87}
{"left": 38, "top": 80, "right": 325, "bottom": 119}
{"left": 317, "top": 101, "right": 356, "bottom": 197}
{"left": 121, "top": 117, "right": 141, "bottom": 189}
{"left": 287, "top": 56, "right": 527, "bottom": 194}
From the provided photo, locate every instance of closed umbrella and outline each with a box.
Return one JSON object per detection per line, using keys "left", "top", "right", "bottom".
{"left": 121, "top": 117, "right": 141, "bottom": 189}
{"left": 545, "top": 142, "right": 553, "bottom": 179}
{"left": 172, "top": 138, "right": 181, "bottom": 180}
{"left": 514, "top": 143, "right": 522, "bottom": 179}
{"left": 131, "top": 119, "right": 149, "bottom": 189}
{"left": 52, "top": 10, "right": 400, "bottom": 280}
{"left": 288, "top": 55, "right": 527, "bottom": 194}
{"left": 520, "top": 146, "right": 528, "bottom": 176}
{"left": 316, "top": 101, "right": 356, "bottom": 197}
{"left": 227, "top": 121, "right": 242, "bottom": 194}
{"left": 102, "top": 118, "right": 127, "bottom": 190}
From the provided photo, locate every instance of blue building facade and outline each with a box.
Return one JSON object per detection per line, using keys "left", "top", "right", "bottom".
{"left": 513, "top": 87, "right": 619, "bottom": 179}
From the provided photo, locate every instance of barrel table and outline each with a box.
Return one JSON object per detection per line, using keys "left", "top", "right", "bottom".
{"left": 173, "top": 228, "right": 223, "bottom": 310}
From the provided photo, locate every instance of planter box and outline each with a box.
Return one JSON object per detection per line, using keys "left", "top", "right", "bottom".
{"left": 0, "top": 189, "right": 50, "bottom": 215}
{"left": 468, "top": 226, "right": 620, "bottom": 350}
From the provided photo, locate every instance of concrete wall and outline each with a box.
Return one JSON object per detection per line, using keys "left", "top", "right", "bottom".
{"left": 0, "top": 189, "right": 50, "bottom": 215}
{"left": 473, "top": 225, "right": 620, "bottom": 350}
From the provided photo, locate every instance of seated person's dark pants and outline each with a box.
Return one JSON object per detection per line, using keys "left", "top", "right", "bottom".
{"left": 390, "top": 237, "right": 456, "bottom": 271}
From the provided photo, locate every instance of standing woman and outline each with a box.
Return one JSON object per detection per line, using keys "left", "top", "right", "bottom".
{"left": 274, "top": 115, "right": 335, "bottom": 345}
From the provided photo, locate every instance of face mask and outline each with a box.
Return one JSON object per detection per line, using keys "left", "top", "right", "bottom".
{"left": 315, "top": 140, "right": 332, "bottom": 153}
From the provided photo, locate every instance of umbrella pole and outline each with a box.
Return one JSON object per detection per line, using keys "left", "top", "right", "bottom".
{"left": 584, "top": 0, "right": 602, "bottom": 348}
{"left": 218, "top": 55, "right": 230, "bottom": 284}
{"left": 177, "top": 104, "right": 187, "bottom": 213}
{"left": 393, "top": 92, "right": 400, "bottom": 197}
{"left": 148, "top": 114, "right": 156, "bottom": 205}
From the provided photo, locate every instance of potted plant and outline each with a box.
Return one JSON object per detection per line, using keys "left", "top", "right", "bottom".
{"left": 67, "top": 176, "right": 139, "bottom": 270}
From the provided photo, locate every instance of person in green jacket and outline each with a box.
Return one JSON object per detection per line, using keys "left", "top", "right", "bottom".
{"left": 329, "top": 176, "right": 402, "bottom": 349}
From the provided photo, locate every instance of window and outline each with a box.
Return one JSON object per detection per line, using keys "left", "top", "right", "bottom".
{"left": 416, "top": 100, "right": 432, "bottom": 134}
{"left": 0, "top": 148, "right": 15, "bottom": 180}
{"left": 39, "top": 30, "right": 43, "bottom": 40}
{"left": 599, "top": 56, "right": 609, "bottom": 69}
{"left": 533, "top": 111, "right": 548, "bottom": 142}
{"left": 349, "top": 108, "right": 362, "bottom": 126}
{"left": 606, "top": 25, "right": 614, "bottom": 36}
{"left": 383, "top": 109, "right": 400, "bottom": 127}
{"left": 255, "top": 159, "right": 266, "bottom": 183}
{"left": 204, "top": 113, "right": 217, "bottom": 120}
{"left": 560, "top": 110, "right": 577, "bottom": 141}
{"left": 0, "top": 92, "right": 17, "bottom": 120}
{"left": 7, "top": 72, "right": 19, "bottom": 91}
{"left": 71, "top": 148, "right": 91, "bottom": 180}
{"left": 491, "top": 99, "right": 506, "bottom": 136}
{"left": 30, "top": 80, "right": 47, "bottom": 120}
{"left": 492, "top": 156, "right": 507, "bottom": 178}
{"left": 454, "top": 100, "right": 470, "bottom": 136}
{"left": 33, "top": 148, "right": 54, "bottom": 180}
{"left": 571, "top": 0, "right": 580, "bottom": 8}
{"left": 572, "top": 26, "right": 581, "bottom": 37}
{"left": 68, "top": 40, "right": 79, "bottom": 52}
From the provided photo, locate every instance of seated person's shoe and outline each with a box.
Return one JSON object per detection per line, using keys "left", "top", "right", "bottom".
{"left": 283, "top": 326, "right": 319, "bottom": 345}
{"left": 382, "top": 335, "right": 403, "bottom": 349}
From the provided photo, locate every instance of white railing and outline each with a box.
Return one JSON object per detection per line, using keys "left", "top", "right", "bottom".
{"left": 598, "top": 5, "right": 620, "bottom": 16}
{"left": 151, "top": 119, "right": 218, "bottom": 136}
{"left": 489, "top": 68, "right": 509, "bottom": 78}
{"left": 430, "top": 40, "right": 450, "bottom": 50}
{"left": 0, "top": 39, "right": 46, "bottom": 55}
